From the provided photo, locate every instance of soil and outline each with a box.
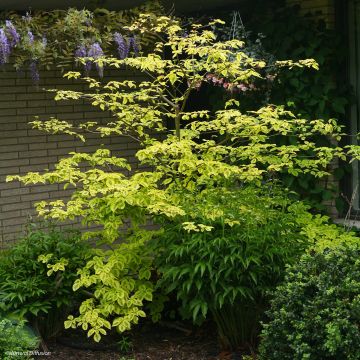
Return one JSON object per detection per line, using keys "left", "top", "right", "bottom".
{"left": 37, "top": 322, "right": 248, "bottom": 360}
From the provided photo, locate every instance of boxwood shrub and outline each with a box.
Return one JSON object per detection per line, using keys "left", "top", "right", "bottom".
{"left": 259, "top": 246, "right": 360, "bottom": 360}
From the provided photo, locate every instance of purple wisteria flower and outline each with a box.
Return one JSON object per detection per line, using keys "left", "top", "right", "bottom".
{"left": 128, "top": 35, "right": 139, "bottom": 56}
{"left": 29, "top": 61, "right": 39, "bottom": 83}
{"left": 5, "top": 20, "right": 20, "bottom": 48}
{"left": 27, "top": 30, "right": 34, "bottom": 44}
{"left": 75, "top": 42, "right": 104, "bottom": 77}
{"left": 75, "top": 44, "right": 91, "bottom": 73}
{"left": 113, "top": 32, "right": 129, "bottom": 59}
{"left": 0, "top": 28, "right": 10, "bottom": 64}
{"left": 88, "top": 42, "right": 104, "bottom": 77}
{"left": 74, "top": 44, "right": 87, "bottom": 58}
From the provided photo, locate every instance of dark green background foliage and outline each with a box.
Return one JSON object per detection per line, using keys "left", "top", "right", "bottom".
{"left": 154, "top": 186, "right": 311, "bottom": 349}
{"left": 252, "top": 6, "right": 350, "bottom": 211}
{"left": 257, "top": 6, "right": 348, "bottom": 119}
{"left": 188, "top": 4, "right": 349, "bottom": 212}
{"left": 201, "top": 4, "right": 350, "bottom": 212}
{"left": 0, "top": 319, "right": 38, "bottom": 360}
{"left": 259, "top": 247, "right": 360, "bottom": 360}
{"left": 0, "top": 223, "right": 90, "bottom": 337}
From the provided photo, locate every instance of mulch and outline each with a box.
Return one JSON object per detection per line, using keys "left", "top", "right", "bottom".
{"left": 37, "top": 322, "right": 247, "bottom": 360}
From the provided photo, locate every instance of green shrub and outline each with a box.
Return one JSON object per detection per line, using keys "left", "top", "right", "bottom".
{"left": 153, "top": 186, "right": 312, "bottom": 350}
{"left": 259, "top": 246, "right": 360, "bottom": 360}
{"left": 0, "top": 318, "right": 39, "bottom": 360}
{"left": 0, "top": 223, "right": 91, "bottom": 338}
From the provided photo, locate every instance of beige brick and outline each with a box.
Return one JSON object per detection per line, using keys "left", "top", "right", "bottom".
{"left": 16, "top": 93, "right": 46, "bottom": 101}
{"left": 3, "top": 217, "right": 24, "bottom": 229}
{"left": 0, "top": 94, "right": 16, "bottom": 101}
{"left": 29, "top": 142, "right": 57, "bottom": 150}
{"left": 1, "top": 123, "right": 17, "bottom": 131}
{"left": 21, "top": 192, "right": 49, "bottom": 202}
{"left": 19, "top": 150, "right": 47, "bottom": 158}
{"left": 48, "top": 147, "right": 74, "bottom": 156}
{"left": 1, "top": 232, "right": 18, "bottom": 243}
{"left": 0, "top": 79, "right": 16, "bottom": 86}
{"left": 0, "top": 101, "right": 27, "bottom": 109}
{"left": 0, "top": 144, "right": 27, "bottom": 152}
{"left": 0, "top": 166, "right": 20, "bottom": 175}
{"left": 0, "top": 115, "right": 27, "bottom": 123}
{"left": 0, "top": 210, "right": 22, "bottom": 220}
{"left": 0, "top": 152, "right": 19, "bottom": 160}
{"left": 0, "top": 87, "right": 25, "bottom": 94}
{"left": 46, "top": 105, "right": 74, "bottom": 114}
{"left": 17, "top": 107, "right": 46, "bottom": 115}
{"left": 21, "top": 208, "right": 37, "bottom": 217}
{"left": 0, "top": 181, "right": 21, "bottom": 191}
{"left": 1, "top": 187, "right": 29, "bottom": 197}
{"left": 30, "top": 184, "right": 58, "bottom": 193}
{"left": 20, "top": 135, "right": 46, "bottom": 144}
{"left": 2, "top": 202, "right": 31, "bottom": 212}
{"left": 0, "top": 196, "right": 21, "bottom": 205}
{"left": 0, "top": 109, "right": 17, "bottom": 116}
{"left": 1, "top": 130, "right": 28, "bottom": 138}
{"left": 0, "top": 158, "right": 29, "bottom": 168}
{"left": 20, "top": 164, "right": 50, "bottom": 173}
{"left": 0, "top": 138, "right": 18, "bottom": 145}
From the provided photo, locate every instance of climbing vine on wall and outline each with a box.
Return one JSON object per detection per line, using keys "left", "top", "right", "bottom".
{"left": 0, "top": 1, "right": 164, "bottom": 81}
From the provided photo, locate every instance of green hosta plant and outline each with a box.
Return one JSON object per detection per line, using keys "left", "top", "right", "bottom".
{"left": 7, "top": 14, "right": 360, "bottom": 343}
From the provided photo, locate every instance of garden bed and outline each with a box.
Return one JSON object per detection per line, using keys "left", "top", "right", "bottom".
{"left": 38, "top": 323, "right": 235, "bottom": 360}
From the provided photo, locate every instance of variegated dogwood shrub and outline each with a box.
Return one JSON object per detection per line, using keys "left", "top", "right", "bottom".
{"left": 7, "top": 15, "right": 360, "bottom": 343}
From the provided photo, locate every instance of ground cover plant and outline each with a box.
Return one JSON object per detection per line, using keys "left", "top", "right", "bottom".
{"left": 7, "top": 12, "right": 360, "bottom": 351}
{"left": 0, "top": 318, "right": 39, "bottom": 360}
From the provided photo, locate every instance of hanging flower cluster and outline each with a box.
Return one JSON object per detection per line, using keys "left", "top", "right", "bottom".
{"left": 75, "top": 42, "right": 104, "bottom": 77}
{"left": 6, "top": 20, "right": 20, "bottom": 48}
{"left": 0, "top": 1, "right": 165, "bottom": 84}
{"left": 113, "top": 32, "right": 129, "bottom": 59}
{"left": 0, "top": 20, "right": 21, "bottom": 64}
{"left": 0, "top": 29, "right": 10, "bottom": 64}
{"left": 26, "top": 30, "right": 47, "bottom": 84}
{"left": 75, "top": 34, "right": 139, "bottom": 77}
{"left": 0, "top": 20, "right": 48, "bottom": 84}
{"left": 113, "top": 32, "right": 139, "bottom": 59}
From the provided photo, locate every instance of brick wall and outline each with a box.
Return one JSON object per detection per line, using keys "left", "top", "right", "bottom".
{"left": 287, "top": 0, "right": 335, "bottom": 27}
{"left": 0, "top": 64, "right": 141, "bottom": 247}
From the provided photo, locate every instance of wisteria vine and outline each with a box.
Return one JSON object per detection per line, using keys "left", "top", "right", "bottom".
{"left": 0, "top": 17, "right": 140, "bottom": 83}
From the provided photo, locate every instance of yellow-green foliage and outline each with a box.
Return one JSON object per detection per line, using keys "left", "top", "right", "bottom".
{"left": 7, "top": 15, "right": 360, "bottom": 341}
